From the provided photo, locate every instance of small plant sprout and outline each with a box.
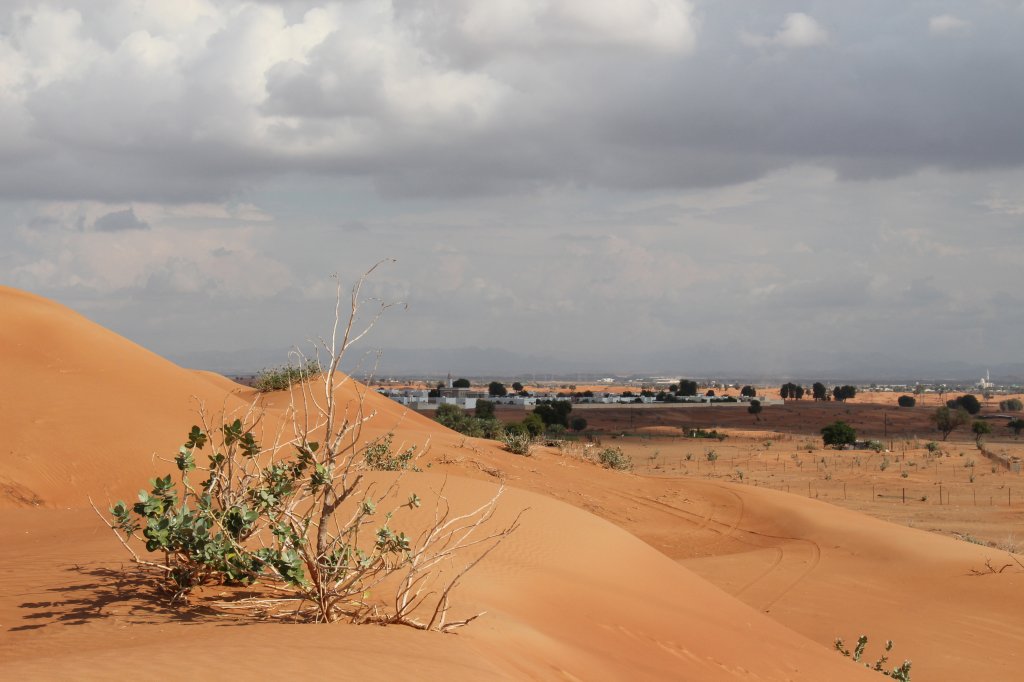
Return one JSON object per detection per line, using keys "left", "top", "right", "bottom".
{"left": 835, "top": 635, "right": 912, "bottom": 681}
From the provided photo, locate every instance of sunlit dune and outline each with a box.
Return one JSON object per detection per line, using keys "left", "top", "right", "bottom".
{"left": 2, "top": 287, "right": 1021, "bottom": 679}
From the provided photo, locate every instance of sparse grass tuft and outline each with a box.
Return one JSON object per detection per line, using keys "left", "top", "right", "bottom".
{"left": 253, "top": 359, "right": 319, "bottom": 392}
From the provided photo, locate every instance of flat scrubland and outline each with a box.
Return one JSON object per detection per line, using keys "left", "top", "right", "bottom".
{"left": 3, "top": 285, "right": 1024, "bottom": 680}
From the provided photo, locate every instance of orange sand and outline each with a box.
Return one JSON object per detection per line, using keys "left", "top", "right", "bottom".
{"left": 2, "top": 286, "right": 1021, "bottom": 680}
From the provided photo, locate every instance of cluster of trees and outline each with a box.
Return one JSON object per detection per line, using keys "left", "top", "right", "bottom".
{"left": 832, "top": 385, "right": 857, "bottom": 402}
{"left": 779, "top": 382, "right": 804, "bottom": 399}
{"left": 435, "top": 403, "right": 504, "bottom": 439}
{"left": 999, "top": 398, "right": 1022, "bottom": 412}
{"left": 779, "top": 382, "right": 856, "bottom": 402}
{"left": 676, "top": 380, "right": 699, "bottom": 396}
{"left": 946, "top": 394, "right": 981, "bottom": 415}
{"left": 434, "top": 379, "right": 530, "bottom": 397}
{"left": 435, "top": 399, "right": 585, "bottom": 441}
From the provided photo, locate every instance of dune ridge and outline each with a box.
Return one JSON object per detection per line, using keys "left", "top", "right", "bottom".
{"left": 2, "top": 286, "right": 1020, "bottom": 679}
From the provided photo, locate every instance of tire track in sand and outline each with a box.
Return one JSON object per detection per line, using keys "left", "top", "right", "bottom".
{"left": 607, "top": 484, "right": 822, "bottom": 612}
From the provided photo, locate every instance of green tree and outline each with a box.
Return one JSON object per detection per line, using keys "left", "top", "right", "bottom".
{"left": 747, "top": 399, "right": 763, "bottom": 421}
{"left": 821, "top": 420, "right": 857, "bottom": 448}
{"left": 780, "top": 382, "right": 804, "bottom": 400}
{"left": 488, "top": 381, "right": 507, "bottom": 397}
{"left": 534, "top": 400, "right": 572, "bottom": 428}
{"left": 436, "top": 403, "right": 468, "bottom": 430}
{"left": 452, "top": 378, "right": 471, "bottom": 388}
{"left": 812, "top": 382, "right": 828, "bottom": 401}
{"left": 999, "top": 398, "right": 1022, "bottom": 412}
{"left": 741, "top": 385, "right": 756, "bottom": 398}
{"left": 931, "top": 406, "right": 970, "bottom": 440}
{"left": 947, "top": 394, "right": 981, "bottom": 415}
{"left": 522, "top": 413, "right": 545, "bottom": 437}
{"left": 972, "top": 420, "right": 991, "bottom": 445}
{"left": 570, "top": 416, "right": 588, "bottom": 432}
{"left": 897, "top": 395, "right": 916, "bottom": 408}
{"left": 1008, "top": 418, "right": 1024, "bottom": 437}
{"left": 475, "top": 399, "right": 495, "bottom": 420}
{"left": 833, "top": 385, "right": 857, "bottom": 402}
{"left": 677, "top": 379, "right": 698, "bottom": 396}
{"left": 511, "top": 381, "right": 524, "bottom": 393}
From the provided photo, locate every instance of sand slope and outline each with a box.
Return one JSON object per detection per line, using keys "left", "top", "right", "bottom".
{"left": 3, "top": 286, "right": 1021, "bottom": 680}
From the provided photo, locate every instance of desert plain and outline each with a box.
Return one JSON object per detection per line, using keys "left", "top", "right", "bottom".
{"left": 2, "top": 285, "right": 1023, "bottom": 681}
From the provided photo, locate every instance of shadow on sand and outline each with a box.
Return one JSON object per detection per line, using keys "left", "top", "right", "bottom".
{"left": 14, "top": 563, "right": 235, "bottom": 631}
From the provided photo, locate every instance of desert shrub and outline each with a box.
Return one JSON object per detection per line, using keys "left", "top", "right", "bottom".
{"left": 925, "top": 441, "right": 940, "bottom": 454}
{"left": 879, "top": 456, "right": 890, "bottom": 471}
{"left": 821, "top": 421, "right": 856, "bottom": 449}
{"left": 897, "top": 395, "right": 916, "bottom": 408}
{"left": 569, "top": 416, "right": 588, "bottom": 432}
{"left": 501, "top": 430, "right": 534, "bottom": 456}
{"left": 597, "top": 446, "right": 633, "bottom": 471}
{"left": 865, "top": 440, "right": 884, "bottom": 453}
{"left": 835, "top": 635, "right": 911, "bottom": 681}
{"left": 253, "top": 359, "right": 319, "bottom": 392}
{"left": 956, "top": 532, "right": 987, "bottom": 546}
{"left": 364, "top": 434, "right": 420, "bottom": 471}
{"left": 706, "top": 449, "right": 718, "bottom": 463}
{"left": 99, "top": 268, "right": 519, "bottom": 629}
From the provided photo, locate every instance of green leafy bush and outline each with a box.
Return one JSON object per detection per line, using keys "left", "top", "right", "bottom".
{"left": 821, "top": 421, "right": 856, "bottom": 449}
{"left": 363, "top": 434, "right": 420, "bottom": 471}
{"left": 597, "top": 446, "right": 633, "bottom": 471}
{"left": 99, "top": 268, "right": 519, "bottom": 629}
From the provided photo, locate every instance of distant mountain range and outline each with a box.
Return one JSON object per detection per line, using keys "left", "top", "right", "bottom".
{"left": 167, "top": 345, "right": 1024, "bottom": 385}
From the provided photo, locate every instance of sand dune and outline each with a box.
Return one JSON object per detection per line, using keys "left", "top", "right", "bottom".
{"left": 2, "top": 286, "right": 1019, "bottom": 679}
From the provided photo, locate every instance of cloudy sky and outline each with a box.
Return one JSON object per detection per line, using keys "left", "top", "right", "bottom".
{"left": 2, "top": 1, "right": 1023, "bottom": 378}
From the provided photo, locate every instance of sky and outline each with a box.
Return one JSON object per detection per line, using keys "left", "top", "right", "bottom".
{"left": 2, "top": 1, "right": 1023, "bottom": 379}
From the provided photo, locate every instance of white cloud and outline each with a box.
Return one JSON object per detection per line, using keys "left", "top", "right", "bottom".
{"left": 929, "top": 14, "right": 970, "bottom": 35}
{"left": 457, "top": 0, "right": 698, "bottom": 54}
{"left": 742, "top": 12, "right": 828, "bottom": 49}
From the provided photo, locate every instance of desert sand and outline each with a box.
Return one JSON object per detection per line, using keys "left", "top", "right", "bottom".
{"left": 2, "top": 286, "right": 1022, "bottom": 680}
